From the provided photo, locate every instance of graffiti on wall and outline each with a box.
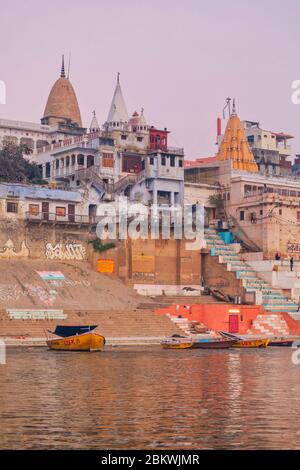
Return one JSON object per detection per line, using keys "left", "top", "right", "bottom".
{"left": 45, "top": 243, "right": 86, "bottom": 260}
{"left": 0, "top": 284, "right": 56, "bottom": 306}
{"left": 0, "top": 239, "right": 29, "bottom": 259}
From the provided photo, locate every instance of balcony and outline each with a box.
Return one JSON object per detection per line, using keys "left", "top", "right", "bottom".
{"left": 25, "top": 212, "right": 101, "bottom": 225}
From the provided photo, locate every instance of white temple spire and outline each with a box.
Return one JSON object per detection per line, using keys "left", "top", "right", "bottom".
{"left": 106, "top": 73, "right": 129, "bottom": 127}
{"left": 90, "top": 110, "right": 100, "bottom": 133}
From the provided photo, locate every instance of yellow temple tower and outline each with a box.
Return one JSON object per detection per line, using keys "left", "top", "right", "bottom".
{"left": 217, "top": 100, "right": 258, "bottom": 172}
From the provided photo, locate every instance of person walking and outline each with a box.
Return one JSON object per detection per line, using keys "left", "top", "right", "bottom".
{"left": 297, "top": 296, "right": 300, "bottom": 312}
{"left": 290, "top": 256, "right": 294, "bottom": 272}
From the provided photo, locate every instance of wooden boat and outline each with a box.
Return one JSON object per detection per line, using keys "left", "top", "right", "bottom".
{"left": 46, "top": 331, "right": 105, "bottom": 352}
{"left": 232, "top": 338, "right": 269, "bottom": 348}
{"left": 161, "top": 338, "right": 193, "bottom": 349}
{"left": 219, "top": 331, "right": 269, "bottom": 348}
{"left": 191, "top": 338, "right": 235, "bottom": 349}
{"left": 268, "top": 338, "right": 294, "bottom": 347}
{"left": 49, "top": 325, "right": 97, "bottom": 337}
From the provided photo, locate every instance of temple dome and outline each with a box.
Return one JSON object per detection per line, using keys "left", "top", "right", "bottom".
{"left": 42, "top": 56, "right": 82, "bottom": 127}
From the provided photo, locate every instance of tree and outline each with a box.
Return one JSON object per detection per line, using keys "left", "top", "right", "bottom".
{"left": 0, "top": 144, "right": 43, "bottom": 183}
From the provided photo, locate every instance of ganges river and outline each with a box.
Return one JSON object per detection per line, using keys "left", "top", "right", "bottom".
{"left": 0, "top": 347, "right": 300, "bottom": 449}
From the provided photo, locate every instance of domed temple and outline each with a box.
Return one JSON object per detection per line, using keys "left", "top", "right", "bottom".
{"left": 41, "top": 56, "right": 82, "bottom": 127}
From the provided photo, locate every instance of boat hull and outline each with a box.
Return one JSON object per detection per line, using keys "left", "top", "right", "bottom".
{"left": 269, "top": 340, "right": 294, "bottom": 347}
{"left": 232, "top": 338, "right": 270, "bottom": 348}
{"left": 191, "top": 339, "right": 235, "bottom": 349}
{"left": 47, "top": 332, "right": 105, "bottom": 352}
{"left": 161, "top": 342, "right": 193, "bottom": 349}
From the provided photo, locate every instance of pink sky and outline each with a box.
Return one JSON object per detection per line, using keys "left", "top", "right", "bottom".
{"left": 1, "top": 0, "right": 300, "bottom": 159}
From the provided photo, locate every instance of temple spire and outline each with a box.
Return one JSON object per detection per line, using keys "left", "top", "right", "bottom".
{"left": 217, "top": 101, "right": 258, "bottom": 173}
{"left": 61, "top": 55, "right": 66, "bottom": 78}
{"left": 106, "top": 74, "right": 129, "bottom": 127}
{"left": 90, "top": 110, "right": 100, "bottom": 132}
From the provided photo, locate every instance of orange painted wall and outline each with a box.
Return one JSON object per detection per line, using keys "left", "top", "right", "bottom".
{"left": 156, "top": 303, "right": 264, "bottom": 334}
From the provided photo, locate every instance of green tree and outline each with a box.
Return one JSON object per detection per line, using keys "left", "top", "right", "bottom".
{"left": 0, "top": 144, "right": 42, "bottom": 183}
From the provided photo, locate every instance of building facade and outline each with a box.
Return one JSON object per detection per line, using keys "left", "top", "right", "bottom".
{"left": 30, "top": 74, "right": 184, "bottom": 211}
{"left": 185, "top": 104, "right": 300, "bottom": 258}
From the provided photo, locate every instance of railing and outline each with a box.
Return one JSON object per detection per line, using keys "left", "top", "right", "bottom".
{"left": 166, "top": 146, "right": 184, "bottom": 154}
{"left": 25, "top": 212, "right": 101, "bottom": 224}
{"left": 75, "top": 167, "right": 147, "bottom": 195}
{"left": 75, "top": 167, "right": 113, "bottom": 193}
{"left": 244, "top": 189, "right": 300, "bottom": 199}
{"left": 113, "top": 170, "right": 146, "bottom": 193}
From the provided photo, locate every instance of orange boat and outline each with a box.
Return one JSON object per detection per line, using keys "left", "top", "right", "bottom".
{"left": 46, "top": 331, "right": 105, "bottom": 352}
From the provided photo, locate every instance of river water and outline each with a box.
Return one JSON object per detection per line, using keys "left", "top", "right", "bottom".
{"left": 0, "top": 347, "right": 299, "bottom": 449}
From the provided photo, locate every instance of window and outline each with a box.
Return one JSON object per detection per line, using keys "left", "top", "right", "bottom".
{"left": 161, "top": 156, "right": 166, "bottom": 166}
{"left": 279, "top": 209, "right": 282, "bottom": 215}
{"left": 170, "top": 156, "right": 175, "bottom": 167}
{"left": 6, "top": 202, "right": 18, "bottom": 213}
{"left": 102, "top": 153, "right": 114, "bottom": 168}
{"left": 137, "top": 137, "right": 143, "bottom": 142}
{"left": 240, "top": 211, "right": 245, "bottom": 221}
{"left": 150, "top": 157, "right": 154, "bottom": 165}
{"left": 29, "top": 204, "right": 39, "bottom": 216}
{"left": 56, "top": 207, "right": 66, "bottom": 217}
{"left": 178, "top": 159, "right": 183, "bottom": 168}
{"left": 121, "top": 135, "right": 127, "bottom": 140}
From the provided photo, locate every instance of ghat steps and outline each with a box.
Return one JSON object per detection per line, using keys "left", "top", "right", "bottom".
{"left": 0, "top": 308, "right": 183, "bottom": 339}
{"left": 205, "top": 228, "right": 300, "bottom": 321}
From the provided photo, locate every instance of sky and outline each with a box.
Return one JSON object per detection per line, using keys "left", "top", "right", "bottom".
{"left": 1, "top": 0, "right": 300, "bottom": 160}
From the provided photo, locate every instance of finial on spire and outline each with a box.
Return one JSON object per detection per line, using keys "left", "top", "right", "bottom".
{"left": 141, "top": 107, "right": 144, "bottom": 114}
{"left": 232, "top": 98, "right": 236, "bottom": 115}
{"left": 222, "top": 97, "right": 231, "bottom": 119}
{"left": 117, "top": 72, "right": 120, "bottom": 84}
{"left": 61, "top": 55, "right": 66, "bottom": 78}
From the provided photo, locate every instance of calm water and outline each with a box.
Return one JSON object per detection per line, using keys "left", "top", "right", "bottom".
{"left": 0, "top": 347, "right": 300, "bottom": 449}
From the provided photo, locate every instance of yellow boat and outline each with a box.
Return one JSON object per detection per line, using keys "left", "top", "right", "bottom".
{"left": 232, "top": 338, "right": 270, "bottom": 348}
{"left": 46, "top": 332, "right": 105, "bottom": 352}
{"left": 219, "top": 331, "right": 270, "bottom": 348}
{"left": 161, "top": 338, "right": 193, "bottom": 349}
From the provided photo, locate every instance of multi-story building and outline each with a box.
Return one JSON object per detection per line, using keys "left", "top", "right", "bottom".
{"left": 31, "top": 74, "right": 184, "bottom": 210}
{"left": 244, "top": 120, "right": 293, "bottom": 176}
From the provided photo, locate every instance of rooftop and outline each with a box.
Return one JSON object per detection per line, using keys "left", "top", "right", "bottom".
{"left": 0, "top": 182, "right": 82, "bottom": 202}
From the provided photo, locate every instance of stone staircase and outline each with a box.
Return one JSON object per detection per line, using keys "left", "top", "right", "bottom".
{"left": 205, "top": 227, "right": 300, "bottom": 321}
{"left": 166, "top": 314, "right": 210, "bottom": 336}
{"left": 0, "top": 308, "right": 183, "bottom": 339}
{"left": 248, "top": 314, "right": 290, "bottom": 336}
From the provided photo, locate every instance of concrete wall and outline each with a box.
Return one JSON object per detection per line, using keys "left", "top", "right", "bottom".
{"left": 202, "top": 252, "right": 245, "bottom": 298}
{"left": 88, "top": 236, "right": 201, "bottom": 288}
{"left": 0, "top": 219, "right": 90, "bottom": 261}
{"left": 156, "top": 303, "right": 264, "bottom": 334}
